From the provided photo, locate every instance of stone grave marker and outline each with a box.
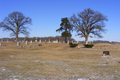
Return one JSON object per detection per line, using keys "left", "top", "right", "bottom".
{"left": 26, "top": 41, "right": 28, "bottom": 45}
{"left": 30, "top": 40, "right": 32, "bottom": 43}
{"left": 67, "top": 40, "right": 69, "bottom": 44}
{"left": 17, "top": 42, "right": 20, "bottom": 46}
{"left": 56, "top": 39, "right": 58, "bottom": 43}
{"left": 39, "top": 39, "right": 41, "bottom": 43}
{"left": 7, "top": 39, "right": 9, "bottom": 43}
{"left": 35, "top": 40, "right": 37, "bottom": 42}
{"left": 22, "top": 40, "right": 25, "bottom": 43}
{"left": 45, "top": 39, "right": 47, "bottom": 44}
{"left": 85, "top": 41, "right": 88, "bottom": 44}
{"left": 0, "top": 43, "right": 2, "bottom": 46}
{"left": 49, "top": 39, "right": 50, "bottom": 43}
{"left": 77, "top": 41, "right": 79, "bottom": 43}
{"left": 1, "top": 39, "right": 3, "bottom": 42}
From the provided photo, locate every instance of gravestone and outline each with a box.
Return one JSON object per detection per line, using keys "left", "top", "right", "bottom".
{"left": 30, "top": 40, "right": 32, "bottom": 43}
{"left": 1, "top": 39, "right": 3, "bottom": 42}
{"left": 56, "top": 39, "right": 58, "bottom": 43}
{"left": 29, "top": 46, "right": 31, "bottom": 48}
{"left": 19, "top": 41, "right": 21, "bottom": 44}
{"left": 86, "top": 41, "right": 88, "bottom": 44}
{"left": 0, "top": 43, "right": 2, "bottom": 46}
{"left": 17, "top": 42, "right": 20, "bottom": 46}
{"left": 22, "top": 40, "right": 25, "bottom": 43}
{"left": 67, "top": 40, "right": 69, "bottom": 44}
{"left": 39, "top": 39, "right": 41, "bottom": 43}
{"left": 45, "top": 39, "right": 47, "bottom": 44}
{"left": 35, "top": 40, "right": 37, "bottom": 42}
{"left": 26, "top": 41, "right": 28, "bottom": 45}
{"left": 63, "top": 41, "right": 65, "bottom": 43}
{"left": 7, "top": 39, "right": 9, "bottom": 43}
{"left": 49, "top": 39, "right": 50, "bottom": 43}
{"left": 103, "top": 51, "right": 109, "bottom": 55}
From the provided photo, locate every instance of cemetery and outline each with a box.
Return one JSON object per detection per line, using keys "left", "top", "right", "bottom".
{"left": 0, "top": 40, "right": 120, "bottom": 80}
{"left": 0, "top": 4, "right": 119, "bottom": 80}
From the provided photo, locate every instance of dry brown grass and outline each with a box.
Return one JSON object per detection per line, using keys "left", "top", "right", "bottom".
{"left": 0, "top": 42, "right": 120, "bottom": 80}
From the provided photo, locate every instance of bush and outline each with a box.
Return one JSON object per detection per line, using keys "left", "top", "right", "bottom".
{"left": 84, "top": 44, "right": 94, "bottom": 48}
{"left": 69, "top": 42, "right": 78, "bottom": 47}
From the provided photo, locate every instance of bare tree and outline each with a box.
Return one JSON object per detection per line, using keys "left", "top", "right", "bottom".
{"left": 0, "top": 11, "right": 32, "bottom": 42}
{"left": 70, "top": 8, "right": 108, "bottom": 44}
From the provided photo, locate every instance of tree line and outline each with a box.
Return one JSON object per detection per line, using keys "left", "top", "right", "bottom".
{"left": 0, "top": 8, "right": 108, "bottom": 44}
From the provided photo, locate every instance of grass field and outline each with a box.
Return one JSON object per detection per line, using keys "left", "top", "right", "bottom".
{"left": 0, "top": 42, "right": 120, "bottom": 80}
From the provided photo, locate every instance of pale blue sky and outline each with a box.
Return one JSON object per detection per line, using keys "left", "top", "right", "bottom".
{"left": 0, "top": 0, "right": 120, "bottom": 42}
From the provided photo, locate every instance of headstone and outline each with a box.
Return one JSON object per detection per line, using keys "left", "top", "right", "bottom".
{"left": 30, "top": 40, "right": 32, "bottom": 43}
{"left": 103, "top": 51, "right": 109, "bottom": 55}
{"left": 77, "top": 41, "right": 79, "bottom": 43}
{"left": 26, "top": 41, "right": 28, "bottom": 45}
{"left": 57, "top": 39, "right": 59, "bottom": 42}
{"left": 17, "top": 42, "right": 20, "bottom": 46}
{"left": 20, "top": 46, "right": 22, "bottom": 47}
{"left": 85, "top": 41, "right": 88, "bottom": 44}
{"left": 67, "top": 40, "right": 69, "bottom": 44}
{"left": 29, "top": 46, "right": 31, "bottom": 48}
{"left": 0, "top": 43, "right": 2, "bottom": 46}
{"left": 7, "top": 39, "right": 9, "bottom": 42}
{"left": 35, "top": 40, "right": 37, "bottom": 42}
{"left": 45, "top": 39, "right": 47, "bottom": 44}
{"left": 63, "top": 41, "right": 65, "bottom": 43}
{"left": 22, "top": 40, "right": 25, "bottom": 43}
{"left": 49, "top": 39, "right": 50, "bottom": 43}
{"left": 39, "top": 39, "right": 41, "bottom": 43}
{"left": 56, "top": 39, "right": 58, "bottom": 43}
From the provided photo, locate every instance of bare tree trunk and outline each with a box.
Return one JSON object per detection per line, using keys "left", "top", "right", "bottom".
{"left": 16, "top": 34, "right": 18, "bottom": 42}
{"left": 85, "top": 35, "right": 88, "bottom": 44}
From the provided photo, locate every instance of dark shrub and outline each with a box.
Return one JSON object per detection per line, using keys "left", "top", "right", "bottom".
{"left": 69, "top": 42, "right": 78, "bottom": 47}
{"left": 84, "top": 44, "right": 94, "bottom": 48}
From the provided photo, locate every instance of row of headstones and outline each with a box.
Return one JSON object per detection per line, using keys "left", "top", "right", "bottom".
{"left": 0, "top": 39, "right": 9, "bottom": 42}
{"left": 0, "top": 39, "right": 74, "bottom": 43}
{"left": 1, "top": 39, "right": 60, "bottom": 43}
{"left": 22, "top": 39, "right": 72, "bottom": 43}
{"left": 16, "top": 40, "right": 74, "bottom": 46}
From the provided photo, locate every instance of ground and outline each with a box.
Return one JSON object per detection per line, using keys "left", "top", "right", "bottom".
{"left": 0, "top": 42, "right": 120, "bottom": 80}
